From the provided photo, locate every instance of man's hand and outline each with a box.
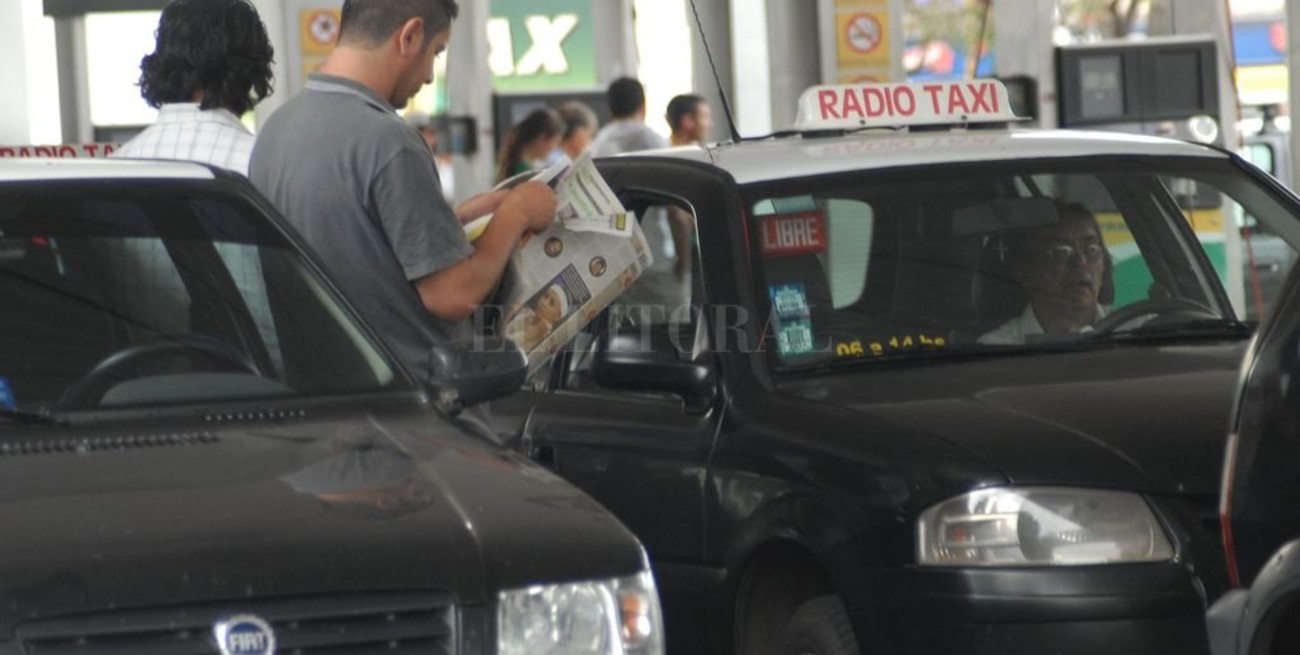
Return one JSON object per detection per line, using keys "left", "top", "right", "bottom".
{"left": 498, "top": 181, "right": 557, "bottom": 234}
{"left": 455, "top": 190, "right": 509, "bottom": 224}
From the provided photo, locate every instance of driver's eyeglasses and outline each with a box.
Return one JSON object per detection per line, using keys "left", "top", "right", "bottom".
{"left": 1036, "top": 242, "right": 1106, "bottom": 264}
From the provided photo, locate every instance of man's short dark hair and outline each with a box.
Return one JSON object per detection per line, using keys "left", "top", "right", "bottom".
{"left": 138, "top": 0, "right": 274, "bottom": 116}
{"left": 607, "top": 77, "right": 647, "bottom": 119}
{"left": 339, "top": 0, "right": 459, "bottom": 47}
{"left": 666, "top": 94, "right": 705, "bottom": 133}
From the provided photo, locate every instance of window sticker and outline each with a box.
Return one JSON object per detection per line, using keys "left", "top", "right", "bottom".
{"left": 0, "top": 376, "right": 14, "bottom": 410}
{"left": 769, "top": 284, "right": 818, "bottom": 357}
{"left": 769, "top": 283, "right": 811, "bottom": 320}
{"left": 759, "top": 211, "right": 827, "bottom": 257}
{"left": 777, "top": 319, "right": 816, "bottom": 357}
{"left": 832, "top": 334, "right": 948, "bottom": 358}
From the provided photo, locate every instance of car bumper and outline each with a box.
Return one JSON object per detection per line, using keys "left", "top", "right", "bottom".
{"left": 865, "top": 564, "right": 1210, "bottom": 655}
{"left": 1206, "top": 539, "right": 1300, "bottom": 655}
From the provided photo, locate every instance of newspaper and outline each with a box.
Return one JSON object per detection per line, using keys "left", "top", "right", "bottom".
{"left": 465, "top": 153, "right": 654, "bottom": 371}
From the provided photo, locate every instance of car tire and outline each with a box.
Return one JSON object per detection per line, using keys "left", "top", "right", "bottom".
{"left": 776, "top": 595, "right": 861, "bottom": 655}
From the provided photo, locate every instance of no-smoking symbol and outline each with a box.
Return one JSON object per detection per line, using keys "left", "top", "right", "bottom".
{"left": 844, "top": 13, "right": 882, "bottom": 54}
{"left": 308, "top": 11, "right": 339, "bottom": 47}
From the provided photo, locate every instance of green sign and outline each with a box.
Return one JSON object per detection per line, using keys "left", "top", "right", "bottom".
{"left": 489, "top": 0, "right": 597, "bottom": 91}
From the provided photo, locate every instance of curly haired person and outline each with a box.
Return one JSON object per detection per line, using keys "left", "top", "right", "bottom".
{"left": 115, "top": 0, "right": 275, "bottom": 175}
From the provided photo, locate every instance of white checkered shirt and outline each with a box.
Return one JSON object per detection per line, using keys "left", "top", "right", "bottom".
{"left": 114, "top": 104, "right": 254, "bottom": 175}
{"left": 112, "top": 103, "right": 282, "bottom": 374}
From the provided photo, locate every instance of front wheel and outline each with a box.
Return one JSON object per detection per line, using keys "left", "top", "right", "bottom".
{"left": 776, "top": 596, "right": 862, "bottom": 655}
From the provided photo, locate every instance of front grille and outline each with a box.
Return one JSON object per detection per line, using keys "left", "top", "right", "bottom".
{"left": 16, "top": 591, "right": 455, "bottom": 655}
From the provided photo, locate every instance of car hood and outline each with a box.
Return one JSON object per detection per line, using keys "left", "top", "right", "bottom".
{"left": 0, "top": 404, "right": 642, "bottom": 633}
{"left": 778, "top": 341, "right": 1247, "bottom": 495}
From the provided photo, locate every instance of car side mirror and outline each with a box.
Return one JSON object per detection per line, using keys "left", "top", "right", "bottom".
{"left": 428, "top": 337, "right": 527, "bottom": 415}
{"left": 591, "top": 324, "right": 716, "bottom": 414}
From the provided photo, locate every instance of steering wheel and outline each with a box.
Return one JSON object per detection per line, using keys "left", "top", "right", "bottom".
{"left": 60, "top": 334, "right": 262, "bottom": 408}
{"left": 1087, "top": 297, "right": 1220, "bottom": 336}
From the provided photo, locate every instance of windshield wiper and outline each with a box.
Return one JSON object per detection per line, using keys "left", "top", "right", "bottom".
{"left": 0, "top": 408, "right": 68, "bottom": 427}
{"left": 1098, "top": 319, "right": 1254, "bottom": 343}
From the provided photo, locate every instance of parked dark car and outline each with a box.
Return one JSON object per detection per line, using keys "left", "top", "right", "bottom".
{"left": 0, "top": 159, "right": 662, "bottom": 655}
{"left": 1206, "top": 255, "right": 1300, "bottom": 655}
{"left": 493, "top": 82, "right": 1300, "bottom": 655}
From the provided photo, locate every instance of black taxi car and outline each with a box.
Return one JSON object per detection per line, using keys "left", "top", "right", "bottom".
{"left": 1206, "top": 245, "right": 1300, "bottom": 654}
{"left": 493, "top": 80, "right": 1300, "bottom": 655}
{"left": 0, "top": 159, "right": 662, "bottom": 655}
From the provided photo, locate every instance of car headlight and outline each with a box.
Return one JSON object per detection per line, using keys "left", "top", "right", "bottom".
{"left": 498, "top": 569, "right": 663, "bottom": 655}
{"left": 917, "top": 487, "right": 1174, "bottom": 566}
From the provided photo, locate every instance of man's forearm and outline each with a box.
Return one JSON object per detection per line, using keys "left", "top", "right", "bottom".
{"left": 415, "top": 213, "right": 525, "bottom": 321}
{"left": 455, "top": 190, "right": 510, "bottom": 224}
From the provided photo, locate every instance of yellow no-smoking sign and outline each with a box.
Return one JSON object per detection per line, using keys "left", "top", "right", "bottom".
{"left": 836, "top": 11, "right": 890, "bottom": 66}
{"left": 300, "top": 9, "right": 341, "bottom": 55}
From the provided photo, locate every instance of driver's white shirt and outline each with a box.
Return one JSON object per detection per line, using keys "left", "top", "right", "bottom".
{"left": 978, "top": 304, "right": 1109, "bottom": 345}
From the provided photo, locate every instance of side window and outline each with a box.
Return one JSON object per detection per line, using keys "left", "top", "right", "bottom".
{"left": 559, "top": 199, "right": 705, "bottom": 395}
{"left": 1159, "top": 174, "right": 1299, "bottom": 321}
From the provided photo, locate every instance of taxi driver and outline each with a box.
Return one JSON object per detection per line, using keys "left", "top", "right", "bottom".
{"left": 979, "top": 201, "right": 1111, "bottom": 345}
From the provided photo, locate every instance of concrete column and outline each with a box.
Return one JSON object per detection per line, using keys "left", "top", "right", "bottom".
{"left": 992, "top": 0, "right": 1057, "bottom": 127}
{"left": 447, "top": 0, "right": 494, "bottom": 203}
{"left": 0, "top": 1, "right": 32, "bottom": 143}
{"left": 765, "top": 0, "right": 820, "bottom": 131}
{"left": 52, "top": 17, "right": 93, "bottom": 144}
{"left": 593, "top": 0, "right": 637, "bottom": 83}
{"left": 730, "top": 0, "right": 771, "bottom": 136}
{"left": 689, "top": 0, "right": 735, "bottom": 143}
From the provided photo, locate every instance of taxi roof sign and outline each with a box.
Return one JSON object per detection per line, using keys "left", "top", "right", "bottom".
{"left": 794, "top": 80, "right": 1020, "bottom": 132}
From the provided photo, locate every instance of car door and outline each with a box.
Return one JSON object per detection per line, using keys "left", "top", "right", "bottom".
{"left": 518, "top": 187, "right": 717, "bottom": 559}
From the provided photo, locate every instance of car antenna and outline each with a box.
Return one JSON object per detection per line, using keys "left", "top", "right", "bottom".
{"left": 687, "top": 0, "right": 742, "bottom": 143}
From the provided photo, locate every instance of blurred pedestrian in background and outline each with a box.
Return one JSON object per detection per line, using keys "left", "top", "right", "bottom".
{"left": 556, "top": 101, "right": 599, "bottom": 160}
{"left": 591, "top": 77, "right": 667, "bottom": 156}
{"left": 591, "top": 77, "right": 692, "bottom": 319}
{"left": 666, "top": 94, "right": 713, "bottom": 147}
{"left": 495, "top": 107, "right": 563, "bottom": 183}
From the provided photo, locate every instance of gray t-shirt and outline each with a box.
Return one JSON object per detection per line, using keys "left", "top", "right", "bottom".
{"left": 250, "top": 73, "right": 474, "bottom": 387}
{"left": 590, "top": 119, "right": 669, "bottom": 157}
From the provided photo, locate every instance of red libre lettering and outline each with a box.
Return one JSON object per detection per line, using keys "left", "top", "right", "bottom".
{"left": 760, "top": 212, "right": 828, "bottom": 257}
{"left": 819, "top": 90, "right": 842, "bottom": 120}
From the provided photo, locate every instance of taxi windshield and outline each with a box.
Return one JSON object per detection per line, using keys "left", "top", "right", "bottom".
{"left": 0, "top": 183, "right": 404, "bottom": 413}
{"left": 743, "top": 156, "right": 1298, "bottom": 371}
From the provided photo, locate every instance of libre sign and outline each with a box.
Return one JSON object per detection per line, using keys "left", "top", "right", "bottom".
{"left": 489, "top": 0, "right": 597, "bottom": 91}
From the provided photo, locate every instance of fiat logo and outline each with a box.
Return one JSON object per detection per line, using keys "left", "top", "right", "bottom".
{"left": 213, "top": 614, "right": 276, "bottom": 655}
